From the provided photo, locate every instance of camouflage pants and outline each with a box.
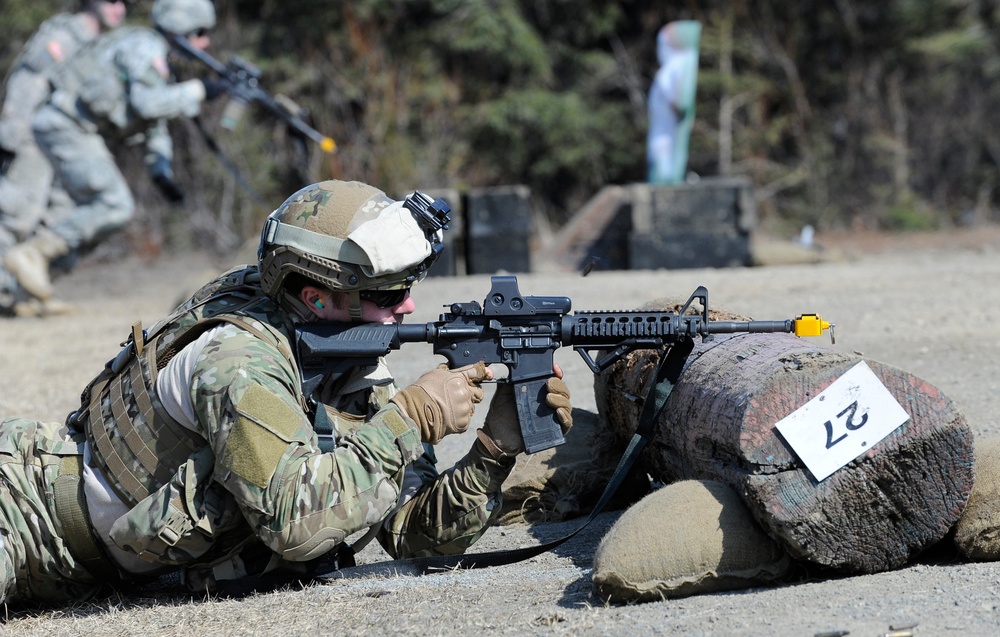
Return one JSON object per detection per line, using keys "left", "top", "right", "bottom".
{"left": 32, "top": 106, "right": 134, "bottom": 251}
{"left": 0, "top": 148, "right": 76, "bottom": 252}
{"left": 0, "top": 418, "right": 103, "bottom": 605}
{"left": 0, "top": 140, "right": 54, "bottom": 249}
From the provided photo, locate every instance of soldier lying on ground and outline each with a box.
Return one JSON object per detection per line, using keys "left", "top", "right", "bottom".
{"left": 0, "top": 179, "right": 573, "bottom": 606}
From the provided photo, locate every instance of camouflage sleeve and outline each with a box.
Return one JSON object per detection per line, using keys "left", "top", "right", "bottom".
{"left": 188, "top": 325, "right": 424, "bottom": 561}
{"left": 377, "top": 438, "right": 515, "bottom": 558}
{"left": 119, "top": 30, "right": 205, "bottom": 121}
{"left": 0, "top": 15, "right": 77, "bottom": 146}
{"left": 18, "top": 14, "right": 79, "bottom": 73}
{"left": 0, "top": 70, "right": 50, "bottom": 148}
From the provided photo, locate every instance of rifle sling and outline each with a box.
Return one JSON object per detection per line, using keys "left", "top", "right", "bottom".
{"left": 221, "top": 340, "right": 694, "bottom": 593}
{"left": 190, "top": 116, "right": 267, "bottom": 205}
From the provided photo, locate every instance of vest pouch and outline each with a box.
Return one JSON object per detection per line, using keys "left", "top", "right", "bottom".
{"left": 109, "top": 447, "right": 239, "bottom": 565}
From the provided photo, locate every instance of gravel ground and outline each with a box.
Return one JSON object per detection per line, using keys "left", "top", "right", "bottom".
{"left": 2, "top": 226, "right": 1000, "bottom": 636}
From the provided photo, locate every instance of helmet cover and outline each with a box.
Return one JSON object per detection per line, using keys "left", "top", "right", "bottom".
{"left": 151, "top": 0, "right": 216, "bottom": 35}
{"left": 258, "top": 180, "right": 447, "bottom": 308}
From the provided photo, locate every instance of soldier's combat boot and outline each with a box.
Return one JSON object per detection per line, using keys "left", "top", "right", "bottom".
{"left": 2, "top": 228, "right": 69, "bottom": 300}
{"left": 12, "top": 297, "right": 78, "bottom": 318}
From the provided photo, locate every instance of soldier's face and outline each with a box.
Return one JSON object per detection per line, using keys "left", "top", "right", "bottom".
{"left": 187, "top": 29, "right": 212, "bottom": 52}
{"left": 302, "top": 286, "right": 416, "bottom": 324}
{"left": 96, "top": 0, "right": 127, "bottom": 29}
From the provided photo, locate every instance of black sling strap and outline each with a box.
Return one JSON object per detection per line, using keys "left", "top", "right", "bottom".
{"left": 314, "top": 339, "right": 696, "bottom": 581}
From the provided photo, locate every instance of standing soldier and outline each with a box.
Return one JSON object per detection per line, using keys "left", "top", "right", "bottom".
{"left": 0, "top": 179, "right": 573, "bottom": 605}
{"left": 2, "top": 0, "right": 219, "bottom": 311}
{"left": 0, "top": 0, "right": 129, "bottom": 317}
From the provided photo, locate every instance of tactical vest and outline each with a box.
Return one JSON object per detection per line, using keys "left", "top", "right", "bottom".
{"left": 68, "top": 266, "right": 303, "bottom": 509}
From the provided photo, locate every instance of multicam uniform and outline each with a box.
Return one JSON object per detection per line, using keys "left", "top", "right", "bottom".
{"left": 0, "top": 266, "right": 513, "bottom": 605}
{"left": 32, "top": 26, "right": 206, "bottom": 254}
{"left": 0, "top": 12, "right": 96, "bottom": 250}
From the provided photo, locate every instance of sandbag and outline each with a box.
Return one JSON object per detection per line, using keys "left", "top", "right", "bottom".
{"left": 592, "top": 479, "right": 791, "bottom": 603}
{"left": 954, "top": 437, "right": 1000, "bottom": 561}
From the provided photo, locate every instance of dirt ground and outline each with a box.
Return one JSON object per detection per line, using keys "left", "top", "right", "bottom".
{"left": 3, "top": 225, "right": 1000, "bottom": 636}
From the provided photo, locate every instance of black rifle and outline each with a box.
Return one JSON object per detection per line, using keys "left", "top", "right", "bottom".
{"left": 165, "top": 33, "right": 336, "bottom": 154}
{"left": 0, "top": 146, "right": 13, "bottom": 176}
{"left": 296, "top": 275, "right": 833, "bottom": 454}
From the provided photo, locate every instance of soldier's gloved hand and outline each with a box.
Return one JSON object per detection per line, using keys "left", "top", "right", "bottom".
{"left": 477, "top": 370, "right": 573, "bottom": 460}
{"left": 391, "top": 362, "right": 490, "bottom": 444}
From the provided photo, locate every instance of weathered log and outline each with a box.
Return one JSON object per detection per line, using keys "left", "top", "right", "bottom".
{"left": 595, "top": 332, "right": 974, "bottom": 574}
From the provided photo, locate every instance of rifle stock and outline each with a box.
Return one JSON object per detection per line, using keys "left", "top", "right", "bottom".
{"left": 295, "top": 275, "right": 833, "bottom": 453}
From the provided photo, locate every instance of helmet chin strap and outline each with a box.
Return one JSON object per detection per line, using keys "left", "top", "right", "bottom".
{"left": 277, "top": 287, "right": 365, "bottom": 323}
{"left": 348, "top": 291, "right": 364, "bottom": 321}
{"left": 280, "top": 290, "right": 321, "bottom": 323}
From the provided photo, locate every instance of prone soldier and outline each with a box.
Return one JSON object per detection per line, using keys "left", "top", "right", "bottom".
{"left": 0, "top": 179, "right": 573, "bottom": 604}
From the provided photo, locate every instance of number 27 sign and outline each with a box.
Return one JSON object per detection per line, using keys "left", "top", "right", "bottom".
{"left": 774, "top": 361, "right": 910, "bottom": 481}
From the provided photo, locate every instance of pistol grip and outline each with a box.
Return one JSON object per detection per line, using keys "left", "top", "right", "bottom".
{"left": 513, "top": 378, "right": 566, "bottom": 454}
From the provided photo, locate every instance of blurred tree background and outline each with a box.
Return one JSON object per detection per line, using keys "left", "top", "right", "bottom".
{"left": 3, "top": 0, "right": 1000, "bottom": 257}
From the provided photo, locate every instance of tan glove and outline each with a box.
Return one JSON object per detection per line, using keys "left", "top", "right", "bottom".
{"left": 477, "top": 376, "right": 573, "bottom": 460}
{"left": 391, "top": 362, "right": 489, "bottom": 444}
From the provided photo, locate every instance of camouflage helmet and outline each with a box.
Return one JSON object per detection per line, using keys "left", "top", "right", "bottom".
{"left": 151, "top": 0, "right": 216, "bottom": 35}
{"left": 258, "top": 180, "right": 450, "bottom": 319}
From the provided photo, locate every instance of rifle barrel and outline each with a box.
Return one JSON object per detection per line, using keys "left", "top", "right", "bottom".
{"left": 704, "top": 320, "right": 794, "bottom": 334}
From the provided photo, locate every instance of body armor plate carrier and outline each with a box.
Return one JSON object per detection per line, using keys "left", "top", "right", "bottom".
{"left": 67, "top": 267, "right": 301, "bottom": 508}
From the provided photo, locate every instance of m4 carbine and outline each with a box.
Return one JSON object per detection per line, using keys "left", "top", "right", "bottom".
{"left": 166, "top": 33, "right": 336, "bottom": 154}
{"left": 296, "top": 275, "right": 833, "bottom": 454}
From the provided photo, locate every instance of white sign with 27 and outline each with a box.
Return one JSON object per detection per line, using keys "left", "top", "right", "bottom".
{"left": 774, "top": 360, "right": 910, "bottom": 481}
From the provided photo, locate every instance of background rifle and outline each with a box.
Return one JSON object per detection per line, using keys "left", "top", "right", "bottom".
{"left": 166, "top": 33, "right": 336, "bottom": 154}
{"left": 0, "top": 148, "right": 12, "bottom": 176}
{"left": 296, "top": 275, "right": 833, "bottom": 454}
